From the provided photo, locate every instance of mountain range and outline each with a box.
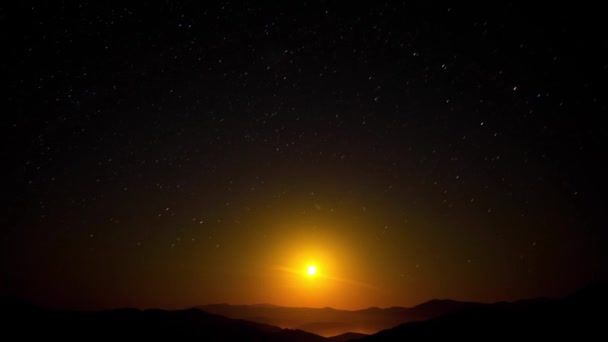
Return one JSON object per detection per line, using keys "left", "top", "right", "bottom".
{"left": 358, "top": 284, "right": 607, "bottom": 341}
{"left": 197, "top": 299, "right": 477, "bottom": 336}
{"left": 3, "top": 300, "right": 325, "bottom": 342}
{"left": 3, "top": 284, "right": 605, "bottom": 341}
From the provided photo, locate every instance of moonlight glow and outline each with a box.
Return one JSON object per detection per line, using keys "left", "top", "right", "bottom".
{"left": 3, "top": 1, "right": 603, "bottom": 320}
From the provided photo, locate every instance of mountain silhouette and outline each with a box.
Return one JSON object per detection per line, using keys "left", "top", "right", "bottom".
{"left": 358, "top": 284, "right": 607, "bottom": 341}
{"left": 2, "top": 300, "right": 326, "bottom": 342}
{"left": 327, "top": 332, "right": 368, "bottom": 341}
{"left": 5, "top": 285, "right": 604, "bottom": 341}
{"left": 197, "top": 299, "right": 477, "bottom": 336}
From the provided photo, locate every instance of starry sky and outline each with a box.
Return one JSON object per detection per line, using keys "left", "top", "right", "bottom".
{"left": 3, "top": 2, "right": 607, "bottom": 311}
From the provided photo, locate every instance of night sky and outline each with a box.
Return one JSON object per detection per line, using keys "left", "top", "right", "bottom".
{"left": 3, "top": 2, "right": 607, "bottom": 311}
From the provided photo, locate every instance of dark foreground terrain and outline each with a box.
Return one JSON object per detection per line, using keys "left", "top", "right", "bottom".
{"left": 359, "top": 284, "right": 607, "bottom": 341}
{"left": 3, "top": 300, "right": 326, "bottom": 341}
{"left": 3, "top": 285, "right": 605, "bottom": 341}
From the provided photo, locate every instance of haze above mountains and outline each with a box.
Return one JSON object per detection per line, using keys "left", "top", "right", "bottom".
{"left": 197, "top": 299, "right": 476, "bottom": 336}
{"left": 4, "top": 285, "right": 605, "bottom": 341}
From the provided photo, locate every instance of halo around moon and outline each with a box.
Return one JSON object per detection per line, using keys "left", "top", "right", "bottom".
{"left": 307, "top": 265, "right": 317, "bottom": 276}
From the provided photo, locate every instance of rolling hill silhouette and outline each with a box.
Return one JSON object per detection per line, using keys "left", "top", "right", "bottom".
{"left": 2, "top": 300, "right": 325, "bottom": 341}
{"left": 358, "top": 284, "right": 607, "bottom": 341}
{"left": 197, "top": 299, "right": 477, "bottom": 336}
{"left": 4, "top": 285, "right": 604, "bottom": 341}
{"left": 327, "top": 332, "right": 368, "bottom": 341}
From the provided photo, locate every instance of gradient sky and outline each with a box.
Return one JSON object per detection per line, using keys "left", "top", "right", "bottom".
{"left": 3, "top": 2, "right": 607, "bottom": 311}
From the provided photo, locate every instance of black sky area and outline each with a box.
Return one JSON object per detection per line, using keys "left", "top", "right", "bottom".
{"left": 2, "top": 2, "right": 607, "bottom": 310}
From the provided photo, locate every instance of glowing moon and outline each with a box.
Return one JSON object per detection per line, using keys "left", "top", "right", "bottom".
{"left": 307, "top": 265, "right": 317, "bottom": 276}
